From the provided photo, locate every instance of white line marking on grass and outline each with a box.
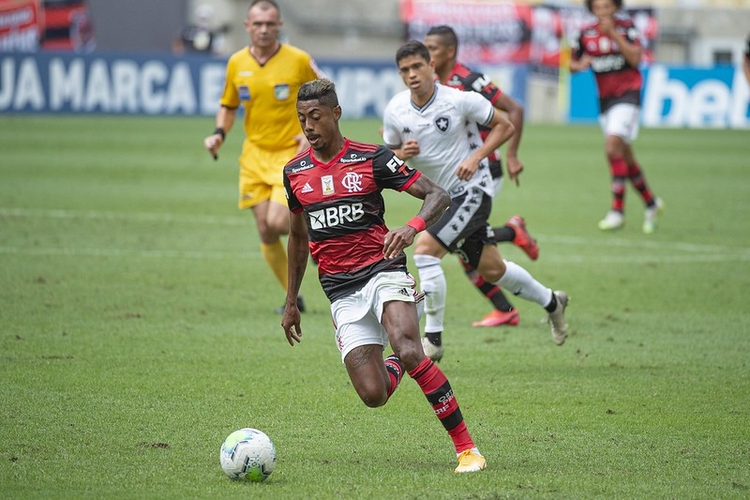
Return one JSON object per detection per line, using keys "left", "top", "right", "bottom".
{"left": 0, "top": 208, "right": 247, "bottom": 226}
{"left": 3, "top": 207, "right": 749, "bottom": 263}
{"left": 1, "top": 246, "right": 748, "bottom": 264}
{"left": 0, "top": 246, "right": 259, "bottom": 260}
{"left": 536, "top": 234, "right": 748, "bottom": 255}
{"left": 539, "top": 253, "right": 750, "bottom": 264}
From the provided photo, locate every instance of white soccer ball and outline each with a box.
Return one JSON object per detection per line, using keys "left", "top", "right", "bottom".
{"left": 219, "top": 428, "right": 277, "bottom": 482}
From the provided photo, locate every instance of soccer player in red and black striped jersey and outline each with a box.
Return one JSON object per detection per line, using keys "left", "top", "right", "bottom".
{"left": 570, "top": 0, "right": 663, "bottom": 233}
{"left": 425, "top": 25, "right": 539, "bottom": 328}
{"left": 281, "top": 78, "right": 487, "bottom": 473}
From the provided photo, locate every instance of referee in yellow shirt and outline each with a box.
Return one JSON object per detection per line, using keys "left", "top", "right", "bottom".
{"left": 204, "top": 0, "right": 324, "bottom": 313}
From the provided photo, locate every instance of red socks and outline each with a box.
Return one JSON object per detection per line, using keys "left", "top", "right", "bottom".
{"left": 409, "top": 357, "right": 475, "bottom": 453}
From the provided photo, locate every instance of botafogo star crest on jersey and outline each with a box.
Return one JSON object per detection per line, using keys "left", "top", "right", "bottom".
{"left": 434, "top": 116, "right": 450, "bottom": 133}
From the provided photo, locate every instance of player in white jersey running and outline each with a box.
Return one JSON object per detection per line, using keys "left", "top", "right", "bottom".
{"left": 382, "top": 41, "right": 570, "bottom": 360}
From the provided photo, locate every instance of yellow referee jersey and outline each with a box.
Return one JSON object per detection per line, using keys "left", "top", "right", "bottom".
{"left": 220, "top": 44, "right": 323, "bottom": 151}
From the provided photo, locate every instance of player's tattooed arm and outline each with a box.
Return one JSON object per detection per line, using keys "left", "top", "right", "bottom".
{"left": 405, "top": 174, "right": 450, "bottom": 227}
{"left": 383, "top": 174, "right": 449, "bottom": 260}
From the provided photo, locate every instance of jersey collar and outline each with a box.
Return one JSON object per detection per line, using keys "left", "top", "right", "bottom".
{"left": 410, "top": 82, "right": 439, "bottom": 113}
{"left": 310, "top": 138, "right": 351, "bottom": 170}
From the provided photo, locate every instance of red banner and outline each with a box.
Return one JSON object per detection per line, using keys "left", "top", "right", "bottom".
{"left": 400, "top": 0, "right": 658, "bottom": 66}
{"left": 0, "top": 0, "right": 42, "bottom": 51}
{"left": 40, "top": 0, "right": 95, "bottom": 51}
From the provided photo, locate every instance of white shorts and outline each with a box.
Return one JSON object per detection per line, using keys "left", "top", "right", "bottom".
{"left": 599, "top": 103, "right": 640, "bottom": 143}
{"left": 331, "top": 271, "right": 418, "bottom": 363}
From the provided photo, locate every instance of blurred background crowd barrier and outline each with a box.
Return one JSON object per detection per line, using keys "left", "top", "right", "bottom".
{"left": 1, "top": 0, "right": 748, "bottom": 128}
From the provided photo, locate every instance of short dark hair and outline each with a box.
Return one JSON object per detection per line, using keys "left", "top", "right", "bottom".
{"left": 426, "top": 25, "right": 458, "bottom": 51}
{"left": 250, "top": 0, "right": 280, "bottom": 13}
{"left": 396, "top": 40, "right": 431, "bottom": 65}
{"left": 298, "top": 79, "right": 339, "bottom": 108}
{"left": 585, "top": 0, "right": 622, "bottom": 13}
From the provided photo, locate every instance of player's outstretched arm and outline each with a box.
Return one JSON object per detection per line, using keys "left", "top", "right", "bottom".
{"left": 383, "top": 175, "right": 450, "bottom": 259}
{"left": 281, "top": 212, "right": 309, "bottom": 345}
{"left": 495, "top": 93, "right": 525, "bottom": 186}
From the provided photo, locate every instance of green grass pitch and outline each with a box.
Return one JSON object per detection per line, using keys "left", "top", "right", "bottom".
{"left": 1, "top": 115, "right": 749, "bottom": 498}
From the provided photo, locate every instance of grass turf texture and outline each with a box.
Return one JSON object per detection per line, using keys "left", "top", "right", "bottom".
{"left": 1, "top": 116, "right": 749, "bottom": 499}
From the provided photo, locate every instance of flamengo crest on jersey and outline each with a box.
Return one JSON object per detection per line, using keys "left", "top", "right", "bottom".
{"left": 282, "top": 139, "right": 420, "bottom": 302}
{"left": 383, "top": 83, "right": 495, "bottom": 199}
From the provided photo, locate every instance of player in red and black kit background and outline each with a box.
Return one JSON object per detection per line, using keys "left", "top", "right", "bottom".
{"left": 281, "top": 78, "right": 488, "bottom": 473}
{"left": 424, "top": 25, "right": 540, "bottom": 328}
{"left": 743, "top": 33, "right": 750, "bottom": 85}
{"left": 570, "top": 0, "right": 663, "bottom": 234}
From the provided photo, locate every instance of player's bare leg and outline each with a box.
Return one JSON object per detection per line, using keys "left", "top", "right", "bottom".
{"left": 381, "top": 300, "right": 485, "bottom": 473}
{"left": 263, "top": 199, "right": 292, "bottom": 239}
{"left": 344, "top": 344, "right": 393, "bottom": 408}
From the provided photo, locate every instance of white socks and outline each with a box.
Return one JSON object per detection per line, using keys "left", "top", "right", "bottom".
{"left": 413, "top": 254, "right": 445, "bottom": 334}
{"left": 494, "top": 260, "right": 553, "bottom": 308}
{"left": 414, "top": 256, "right": 552, "bottom": 330}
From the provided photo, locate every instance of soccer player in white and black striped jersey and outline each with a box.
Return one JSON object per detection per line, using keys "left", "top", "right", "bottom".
{"left": 382, "top": 41, "right": 569, "bottom": 361}
{"left": 425, "top": 25, "right": 539, "bottom": 329}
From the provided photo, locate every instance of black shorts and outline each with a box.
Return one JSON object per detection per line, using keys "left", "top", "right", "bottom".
{"left": 427, "top": 187, "right": 496, "bottom": 268}
{"left": 488, "top": 159, "right": 503, "bottom": 179}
